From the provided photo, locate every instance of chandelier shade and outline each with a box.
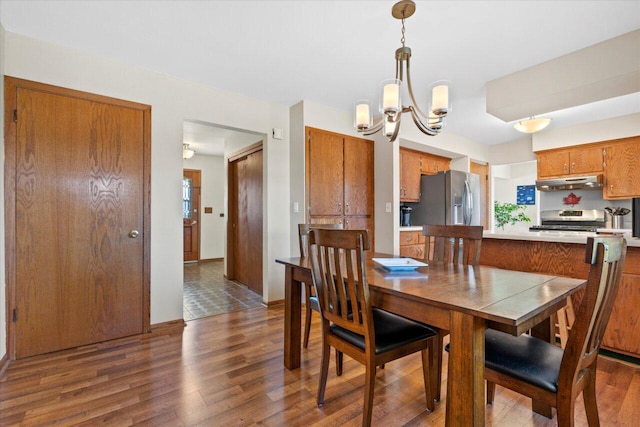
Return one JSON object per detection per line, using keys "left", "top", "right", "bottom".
{"left": 183, "top": 143, "right": 195, "bottom": 159}
{"left": 353, "top": 0, "right": 450, "bottom": 142}
{"left": 513, "top": 117, "right": 552, "bottom": 133}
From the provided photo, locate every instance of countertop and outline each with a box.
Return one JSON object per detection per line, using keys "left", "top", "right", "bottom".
{"left": 400, "top": 226, "right": 640, "bottom": 247}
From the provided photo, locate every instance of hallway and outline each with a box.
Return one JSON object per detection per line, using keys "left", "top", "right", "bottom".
{"left": 183, "top": 260, "right": 263, "bottom": 321}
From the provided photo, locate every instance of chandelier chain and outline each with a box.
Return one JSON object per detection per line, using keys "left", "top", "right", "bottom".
{"left": 400, "top": 15, "right": 406, "bottom": 47}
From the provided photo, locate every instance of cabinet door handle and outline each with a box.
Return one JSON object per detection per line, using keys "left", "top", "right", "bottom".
{"left": 610, "top": 184, "right": 614, "bottom": 193}
{"left": 571, "top": 162, "right": 575, "bottom": 173}
{"left": 337, "top": 202, "right": 342, "bottom": 213}
{"left": 345, "top": 202, "right": 350, "bottom": 214}
{"left": 564, "top": 164, "right": 568, "bottom": 173}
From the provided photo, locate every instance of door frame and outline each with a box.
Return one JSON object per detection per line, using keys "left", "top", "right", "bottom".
{"left": 226, "top": 141, "right": 263, "bottom": 290}
{"left": 3, "top": 76, "right": 152, "bottom": 360}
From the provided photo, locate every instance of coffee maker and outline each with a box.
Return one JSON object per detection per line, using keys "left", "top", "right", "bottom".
{"left": 400, "top": 206, "right": 412, "bottom": 227}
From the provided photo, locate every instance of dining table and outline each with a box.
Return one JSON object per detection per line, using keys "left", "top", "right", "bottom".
{"left": 275, "top": 252, "right": 586, "bottom": 427}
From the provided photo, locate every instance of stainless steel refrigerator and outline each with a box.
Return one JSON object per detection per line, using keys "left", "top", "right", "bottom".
{"left": 410, "top": 170, "right": 481, "bottom": 226}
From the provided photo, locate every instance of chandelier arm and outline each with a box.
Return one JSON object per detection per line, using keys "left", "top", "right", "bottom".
{"left": 389, "top": 115, "right": 401, "bottom": 142}
{"left": 404, "top": 56, "right": 433, "bottom": 121}
{"left": 408, "top": 107, "right": 440, "bottom": 136}
{"left": 360, "top": 118, "right": 385, "bottom": 136}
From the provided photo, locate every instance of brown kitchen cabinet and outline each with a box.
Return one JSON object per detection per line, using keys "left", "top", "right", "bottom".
{"left": 399, "top": 230, "right": 426, "bottom": 258}
{"left": 603, "top": 136, "right": 640, "bottom": 199}
{"left": 480, "top": 237, "right": 640, "bottom": 359}
{"left": 400, "top": 148, "right": 422, "bottom": 202}
{"left": 306, "top": 127, "right": 374, "bottom": 247}
{"left": 421, "top": 152, "right": 451, "bottom": 175}
{"left": 537, "top": 145, "right": 604, "bottom": 178}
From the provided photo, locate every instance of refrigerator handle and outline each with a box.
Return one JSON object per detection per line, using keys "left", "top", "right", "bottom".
{"left": 463, "top": 180, "right": 473, "bottom": 225}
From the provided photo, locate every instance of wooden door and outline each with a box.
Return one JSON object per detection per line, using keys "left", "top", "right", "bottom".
{"left": 183, "top": 169, "right": 201, "bottom": 262}
{"left": 5, "top": 77, "right": 151, "bottom": 359}
{"left": 343, "top": 136, "right": 373, "bottom": 216}
{"left": 470, "top": 161, "right": 489, "bottom": 230}
{"left": 228, "top": 144, "right": 263, "bottom": 296}
{"left": 307, "top": 127, "right": 344, "bottom": 216}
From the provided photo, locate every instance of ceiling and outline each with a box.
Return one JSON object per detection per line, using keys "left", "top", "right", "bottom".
{"left": 2, "top": 0, "right": 639, "bottom": 148}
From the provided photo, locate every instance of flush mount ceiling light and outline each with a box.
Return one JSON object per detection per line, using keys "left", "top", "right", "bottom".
{"left": 513, "top": 117, "right": 552, "bottom": 134}
{"left": 353, "top": 0, "right": 450, "bottom": 142}
{"left": 182, "top": 143, "right": 195, "bottom": 159}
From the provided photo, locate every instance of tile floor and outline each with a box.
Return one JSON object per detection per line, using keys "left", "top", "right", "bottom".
{"left": 183, "top": 260, "right": 263, "bottom": 321}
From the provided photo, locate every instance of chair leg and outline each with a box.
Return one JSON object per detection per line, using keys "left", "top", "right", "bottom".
{"left": 421, "top": 345, "right": 435, "bottom": 412}
{"left": 336, "top": 350, "right": 343, "bottom": 376}
{"left": 317, "top": 341, "right": 331, "bottom": 406}
{"left": 556, "top": 392, "right": 576, "bottom": 427}
{"left": 303, "top": 298, "right": 312, "bottom": 349}
{"left": 362, "top": 363, "right": 376, "bottom": 427}
{"left": 486, "top": 381, "right": 496, "bottom": 405}
{"left": 583, "top": 373, "right": 600, "bottom": 427}
{"left": 431, "top": 333, "right": 444, "bottom": 401}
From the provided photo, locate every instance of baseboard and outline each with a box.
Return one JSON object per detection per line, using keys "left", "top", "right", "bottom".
{"left": 266, "top": 299, "right": 284, "bottom": 307}
{"left": 0, "top": 353, "right": 10, "bottom": 379}
{"left": 150, "top": 319, "right": 187, "bottom": 335}
{"left": 198, "top": 258, "right": 223, "bottom": 263}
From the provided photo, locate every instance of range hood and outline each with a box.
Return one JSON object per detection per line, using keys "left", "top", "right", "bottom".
{"left": 535, "top": 175, "right": 603, "bottom": 191}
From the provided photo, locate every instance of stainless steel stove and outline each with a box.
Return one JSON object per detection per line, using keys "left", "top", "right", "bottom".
{"left": 529, "top": 209, "right": 606, "bottom": 232}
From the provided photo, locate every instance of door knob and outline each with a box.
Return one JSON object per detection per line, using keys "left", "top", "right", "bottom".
{"left": 129, "top": 230, "right": 140, "bottom": 238}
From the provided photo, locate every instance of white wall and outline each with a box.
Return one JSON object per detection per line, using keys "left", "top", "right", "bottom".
{"left": 493, "top": 161, "right": 539, "bottom": 232}
{"left": 182, "top": 154, "right": 226, "bottom": 260}
{"left": 0, "top": 22, "right": 7, "bottom": 360}
{"left": 488, "top": 136, "right": 537, "bottom": 165}
{"left": 532, "top": 113, "right": 640, "bottom": 151}
{"left": 4, "top": 31, "right": 291, "bottom": 322}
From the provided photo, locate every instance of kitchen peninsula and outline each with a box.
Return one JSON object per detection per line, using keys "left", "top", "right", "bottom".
{"left": 481, "top": 230, "right": 640, "bottom": 359}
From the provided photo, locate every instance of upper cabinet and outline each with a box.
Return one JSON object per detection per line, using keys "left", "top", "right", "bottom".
{"left": 537, "top": 146, "right": 604, "bottom": 178}
{"left": 603, "top": 136, "right": 640, "bottom": 200}
{"left": 536, "top": 135, "right": 640, "bottom": 199}
{"left": 306, "top": 127, "right": 375, "bottom": 242}
{"left": 400, "top": 149, "right": 422, "bottom": 202}
{"left": 400, "top": 148, "right": 451, "bottom": 202}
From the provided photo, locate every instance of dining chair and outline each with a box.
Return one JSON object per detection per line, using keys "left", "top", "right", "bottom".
{"left": 483, "top": 235, "right": 627, "bottom": 426}
{"left": 308, "top": 228, "right": 437, "bottom": 427}
{"left": 298, "top": 223, "right": 343, "bottom": 348}
{"left": 421, "top": 224, "right": 483, "bottom": 401}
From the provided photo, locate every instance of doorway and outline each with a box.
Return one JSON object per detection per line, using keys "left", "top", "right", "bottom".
{"left": 183, "top": 169, "right": 201, "bottom": 262}
{"left": 4, "top": 77, "right": 151, "bottom": 359}
{"left": 181, "top": 121, "right": 265, "bottom": 320}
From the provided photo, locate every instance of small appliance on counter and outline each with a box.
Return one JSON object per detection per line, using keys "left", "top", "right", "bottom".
{"left": 605, "top": 207, "right": 630, "bottom": 229}
{"left": 529, "top": 209, "right": 606, "bottom": 232}
{"left": 633, "top": 198, "right": 640, "bottom": 238}
{"left": 400, "top": 205, "right": 412, "bottom": 227}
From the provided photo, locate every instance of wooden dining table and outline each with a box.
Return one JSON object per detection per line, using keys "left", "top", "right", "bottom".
{"left": 276, "top": 252, "right": 586, "bottom": 427}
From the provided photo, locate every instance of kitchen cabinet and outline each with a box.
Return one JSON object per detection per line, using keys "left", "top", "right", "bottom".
{"left": 306, "top": 127, "right": 374, "bottom": 246}
{"left": 400, "top": 149, "right": 422, "bottom": 202}
{"left": 537, "top": 145, "right": 604, "bottom": 178}
{"left": 421, "top": 152, "right": 451, "bottom": 175}
{"left": 399, "top": 230, "right": 426, "bottom": 258}
{"left": 400, "top": 148, "right": 450, "bottom": 202}
{"left": 480, "top": 237, "right": 640, "bottom": 359}
{"left": 603, "top": 136, "right": 640, "bottom": 199}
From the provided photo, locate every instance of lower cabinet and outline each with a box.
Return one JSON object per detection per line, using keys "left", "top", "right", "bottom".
{"left": 480, "top": 238, "right": 640, "bottom": 359}
{"left": 399, "top": 230, "right": 426, "bottom": 258}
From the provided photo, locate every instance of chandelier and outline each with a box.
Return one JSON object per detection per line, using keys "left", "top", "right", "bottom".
{"left": 354, "top": 0, "right": 450, "bottom": 142}
{"left": 183, "top": 143, "right": 195, "bottom": 159}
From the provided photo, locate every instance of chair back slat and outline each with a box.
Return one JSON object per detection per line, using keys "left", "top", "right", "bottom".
{"left": 309, "top": 229, "right": 371, "bottom": 339}
{"left": 559, "top": 236, "right": 626, "bottom": 392}
{"left": 298, "top": 223, "right": 343, "bottom": 257}
{"left": 422, "top": 224, "right": 483, "bottom": 266}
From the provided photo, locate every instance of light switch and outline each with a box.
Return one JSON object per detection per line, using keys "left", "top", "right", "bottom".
{"left": 385, "top": 202, "right": 392, "bottom": 213}
{"left": 293, "top": 202, "right": 299, "bottom": 213}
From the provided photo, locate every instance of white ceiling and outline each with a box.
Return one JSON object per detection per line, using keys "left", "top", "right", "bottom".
{"left": 2, "top": 0, "right": 639, "bottom": 147}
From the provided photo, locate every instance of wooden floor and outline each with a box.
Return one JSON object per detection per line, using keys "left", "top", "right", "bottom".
{"left": 1, "top": 306, "right": 639, "bottom": 426}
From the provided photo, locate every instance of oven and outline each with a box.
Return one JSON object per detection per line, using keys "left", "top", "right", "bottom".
{"left": 529, "top": 209, "right": 605, "bottom": 232}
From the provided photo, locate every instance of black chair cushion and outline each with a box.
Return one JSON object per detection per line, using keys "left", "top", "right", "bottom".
{"left": 445, "top": 329, "right": 563, "bottom": 393}
{"left": 308, "top": 295, "right": 320, "bottom": 312}
{"left": 329, "top": 308, "right": 436, "bottom": 354}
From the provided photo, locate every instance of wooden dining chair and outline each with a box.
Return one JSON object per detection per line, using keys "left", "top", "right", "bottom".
{"left": 484, "top": 236, "right": 627, "bottom": 426}
{"left": 421, "top": 224, "right": 483, "bottom": 401}
{"left": 308, "top": 228, "right": 437, "bottom": 427}
{"left": 298, "top": 223, "right": 343, "bottom": 348}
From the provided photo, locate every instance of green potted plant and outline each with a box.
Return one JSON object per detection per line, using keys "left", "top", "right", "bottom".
{"left": 494, "top": 201, "right": 531, "bottom": 230}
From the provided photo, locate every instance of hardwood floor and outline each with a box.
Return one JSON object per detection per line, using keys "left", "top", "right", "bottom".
{"left": 0, "top": 305, "right": 638, "bottom": 426}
